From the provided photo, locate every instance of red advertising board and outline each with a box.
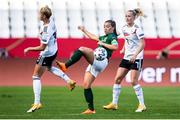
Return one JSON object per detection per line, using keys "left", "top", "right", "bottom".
{"left": 0, "top": 58, "right": 179, "bottom": 86}
{"left": 0, "top": 38, "right": 180, "bottom": 86}
{"left": 0, "top": 38, "right": 180, "bottom": 59}
{"left": 124, "top": 59, "right": 180, "bottom": 86}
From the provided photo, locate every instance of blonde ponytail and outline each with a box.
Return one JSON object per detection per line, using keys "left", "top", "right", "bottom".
{"left": 128, "top": 8, "right": 146, "bottom": 18}
{"left": 133, "top": 8, "right": 145, "bottom": 17}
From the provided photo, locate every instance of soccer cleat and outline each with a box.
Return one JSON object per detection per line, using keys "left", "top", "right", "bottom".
{"left": 67, "top": 79, "right": 76, "bottom": 91}
{"left": 103, "top": 102, "right": 118, "bottom": 110}
{"left": 135, "top": 104, "right": 146, "bottom": 112}
{"left": 27, "top": 103, "right": 42, "bottom": 113}
{"left": 56, "top": 60, "right": 67, "bottom": 72}
{"left": 81, "top": 109, "right": 96, "bottom": 114}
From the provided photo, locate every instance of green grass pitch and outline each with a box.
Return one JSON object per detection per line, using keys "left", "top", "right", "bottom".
{"left": 0, "top": 86, "right": 180, "bottom": 119}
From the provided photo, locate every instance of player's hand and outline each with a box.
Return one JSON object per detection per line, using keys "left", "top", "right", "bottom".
{"left": 129, "top": 55, "right": 137, "bottom": 63}
{"left": 120, "top": 49, "right": 125, "bottom": 54}
{"left": 24, "top": 48, "right": 30, "bottom": 55}
{"left": 97, "top": 41, "right": 105, "bottom": 46}
{"left": 78, "top": 26, "right": 85, "bottom": 32}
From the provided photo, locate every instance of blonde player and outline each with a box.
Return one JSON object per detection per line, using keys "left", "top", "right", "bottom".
{"left": 24, "top": 5, "right": 76, "bottom": 113}
{"left": 103, "top": 8, "right": 146, "bottom": 112}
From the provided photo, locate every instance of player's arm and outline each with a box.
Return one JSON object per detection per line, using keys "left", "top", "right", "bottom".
{"left": 24, "top": 25, "right": 53, "bottom": 54}
{"left": 129, "top": 26, "right": 145, "bottom": 63}
{"left": 78, "top": 26, "right": 99, "bottom": 41}
{"left": 98, "top": 39, "right": 118, "bottom": 51}
{"left": 129, "top": 38, "right": 145, "bottom": 63}
{"left": 24, "top": 43, "right": 47, "bottom": 54}
{"left": 134, "top": 38, "right": 145, "bottom": 56}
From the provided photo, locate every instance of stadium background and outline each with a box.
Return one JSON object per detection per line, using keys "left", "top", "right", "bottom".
{"left": 0, "top": 0, "right": 180, "bottom": 86}
{"left": 0, "top": 0, "right": 180, "bottom": 119}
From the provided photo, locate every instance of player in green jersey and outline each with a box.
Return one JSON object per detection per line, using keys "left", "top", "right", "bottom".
{"left": 56, "top": 20, "right": 118, "bottom": 114}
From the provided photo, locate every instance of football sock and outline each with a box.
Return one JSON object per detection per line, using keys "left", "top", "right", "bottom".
{"left": 49, "top": 66, "right": 69, "bottom": 82}
{"left": 112, "top": 84, "right": 121, "bottom": 105}
{"left": 32, "top": 76, "right": 41, "bottom": 104}
{"left": 65, "top": 50, "right": 83, "bottom": 68}
{"left": 133, "top": 84, "right": 145, "bottom": 105}
{"left": 84, "top": 88, "right": 94, "bottom": 110}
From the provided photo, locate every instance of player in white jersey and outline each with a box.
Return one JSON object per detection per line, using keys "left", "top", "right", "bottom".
{"left": 103, "top": 8, "right": 146, "bottom": 112}
{"left": 24, "top": 5, "right": 76, "bottom": 113}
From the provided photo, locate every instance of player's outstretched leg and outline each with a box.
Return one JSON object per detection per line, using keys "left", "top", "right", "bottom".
{"left": 56, "top": 49, "right": 83, "bottom": 72}
{"left": 48, "top": 66, "right": 76, "bottom": 91}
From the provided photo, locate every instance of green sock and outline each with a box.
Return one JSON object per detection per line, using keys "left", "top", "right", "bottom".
{"left": 84, "top": 88, "right": 94, "bottom": 110}
{"left": 65, "top": 50, "right": 83, "bottom": 68}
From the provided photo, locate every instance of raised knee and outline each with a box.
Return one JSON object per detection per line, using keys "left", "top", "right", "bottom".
{"left": 79, "top": 46, "right": 86, "bottom": 52}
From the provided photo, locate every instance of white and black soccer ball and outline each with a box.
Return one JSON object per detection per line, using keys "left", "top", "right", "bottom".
{"left": 94, "top": 47, "right": 107, "bottom": 61}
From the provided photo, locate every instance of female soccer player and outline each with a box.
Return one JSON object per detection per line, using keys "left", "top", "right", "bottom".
{"left": 103, "top": 9, "right": 146, "bottom": 112}
{"left": 56, "top": 20, "right": 118, "bottom": 114}
{"left": 24, "top": 5, "right": 76, "bottom": 113}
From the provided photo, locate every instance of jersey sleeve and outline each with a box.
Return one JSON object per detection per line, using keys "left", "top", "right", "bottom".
{"left": 136, "top": 27, "right": 145, "bottom": 39}
{"left": 111, "top": 39, "right": 118, "bottom": 46}
{"left": 110, "top": 34, "right": 118, "bottom": 46}
{"left": 41, "top": 24, "right": 54, "bottom": 44}
{"left": 41, "top": 26, "right": 49, "bottom": 44}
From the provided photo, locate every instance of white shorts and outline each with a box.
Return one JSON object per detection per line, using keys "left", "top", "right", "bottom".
{"left": 86, "top": 58, "right": 108, "bottom": 77}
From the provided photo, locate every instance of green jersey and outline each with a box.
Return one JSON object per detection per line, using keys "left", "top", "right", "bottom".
{"left": 98, "top": 33, "right": 118, "bottom": 59}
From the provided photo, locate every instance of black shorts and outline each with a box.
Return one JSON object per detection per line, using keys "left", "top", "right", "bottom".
{"left": 119, "top": 59, "right": 143, "bottom": 71}
{"left": 36, "top": 52, "right": 57, "bottom": 67}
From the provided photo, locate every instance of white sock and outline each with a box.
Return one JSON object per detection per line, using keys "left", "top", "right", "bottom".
{"left": 112, "top": 84, "right": 121, "bottom": 105}
{"left": 133, "top": 84, "right": 145, "bottom": 105}
{"left": 49, "top": 66, "right": 70, "bottom": 82}
{"left": 32, "top": 76, "right": 41, "bottom": 104}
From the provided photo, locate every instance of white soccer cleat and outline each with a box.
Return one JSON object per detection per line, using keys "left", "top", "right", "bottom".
{"left": 135, "top": 104, "right": 146, "bottom": 112}
{"left": 103, "top": 102, "right": 118, "bottom": 110}
{"left": 27, "top": 103, "right": 42, "bottom": 113}
{"left": 67, "top": 79, "right": 76, "bottom": 91}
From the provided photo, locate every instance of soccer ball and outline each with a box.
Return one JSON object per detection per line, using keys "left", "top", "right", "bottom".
{"left": 94, "top": 47, "right": 107, "bottom": 61}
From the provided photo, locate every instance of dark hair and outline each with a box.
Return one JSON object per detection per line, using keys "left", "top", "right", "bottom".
{"left": 105, "top": 20, "right": 118, "bottom": 36}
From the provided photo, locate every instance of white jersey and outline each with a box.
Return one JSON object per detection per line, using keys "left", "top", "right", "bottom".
{"left": 121, "top": 24, "right": 145, "bottom": 60}
{"left": 39, "top": 17, "right": 58, "bottom": 57}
